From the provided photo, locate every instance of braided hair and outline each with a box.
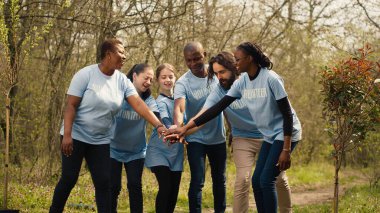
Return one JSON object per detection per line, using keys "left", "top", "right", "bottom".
{"left": 237, "top": 42, "right": 273, "bottom": 70}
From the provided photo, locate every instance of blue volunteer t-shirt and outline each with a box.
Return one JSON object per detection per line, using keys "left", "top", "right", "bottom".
{"left": 174, "top": 70, "right": 225, "bottom": 145}
{"left": 145, "top": 94, "right": 184, "bottom": 171}
{"left": 204, "top": 83, "right": 262, "bottom": 139}
{"left": 60, "top": 64, "right": 137, "bottom": 145}
{"left": 226, "top": 68, "right": 302, "bottom": 144}
{"left": 110, "top": 95, "right": 158, "bottom": 163}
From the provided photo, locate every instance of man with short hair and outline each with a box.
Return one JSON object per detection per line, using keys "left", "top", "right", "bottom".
{"left": 173, "top": 42, "right": 226, "bottom": 213}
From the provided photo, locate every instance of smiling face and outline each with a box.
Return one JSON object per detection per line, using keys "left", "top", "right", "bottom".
{"left": 213, "top": 62, "right": 235, "bottom": 90}
{"left": 133, "top": 67, "right": 154, "bottom": 93}
{"left": 184, "top": 49, "right": 206, "bottom": 75}
{"left": 157, "top": 68, "right": 176, "bottom": 92}
{"left": 107, "top": 44, "right": 126, "bottom": 70}
{"left": 234, "top": 48, "right": 251, "bottom": 74}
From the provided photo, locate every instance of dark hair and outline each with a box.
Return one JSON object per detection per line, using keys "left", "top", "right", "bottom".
{"left": 155, "top": 63, "right": 177, "bottom": 80}
{"left": 127, "top": 63, "right": 152, "bottom": 100}
{"left": 237, "top": 42, "right": 273, "bottom": 69}
{"left": 99, "top": 38, "right": 123, "bottom": 60}
{"left": 207, "top": 51, "right": 238, "bottom": 83}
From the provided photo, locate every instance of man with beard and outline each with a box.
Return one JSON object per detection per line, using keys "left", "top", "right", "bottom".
{"left": 173, "top": 42, "right": 226, "bottom": 213}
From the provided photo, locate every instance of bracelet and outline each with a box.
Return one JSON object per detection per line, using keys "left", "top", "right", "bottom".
{"left": 155, "top": 124, "right": 164, "bottom": 129}
{"left": 282, "top": 148, "right": 290, "bottom": 152}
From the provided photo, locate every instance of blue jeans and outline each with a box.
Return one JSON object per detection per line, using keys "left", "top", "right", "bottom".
{"left": 50, "top": 138, "right": 110, "bottom": 213}
{"left": 187, "top": 142, "right": 227, "bottom": 213}
{"left": 110, "top": 158, "right": 145, "bottom": 213}
{"left": 252, "top": 140, "right": 298, "bottom": 213}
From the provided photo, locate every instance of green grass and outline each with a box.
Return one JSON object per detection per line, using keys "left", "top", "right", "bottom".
{"left": 0, "top": 160, "right": 371, "bottom": 212}
{"left": 293, "top": 185, "right": 380, "bottom": 212}
{"left": 286, "top": 162, "right": 361, "bottom": 190}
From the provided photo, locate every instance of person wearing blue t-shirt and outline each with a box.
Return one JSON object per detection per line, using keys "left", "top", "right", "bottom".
{"left": 204, "top": 52, "right": 292, "bottom": 213}
{"left": 145, "top": 63, "right": 184, "bottom": 213}
{"left": 173, "top": 42, "right": 226, "bottom": 213}
{"left": 110, "top": 63, "right": 159, "bottom": 213}
{"left": 166, "top": 42, "right": 302, "bottom": 213}
{"left": 50, "top": 39, "right": 167, "bottom": 213}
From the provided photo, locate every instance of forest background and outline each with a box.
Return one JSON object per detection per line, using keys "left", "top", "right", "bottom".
{"left": 0, "top": 0, "right": 379, "bottom": 212}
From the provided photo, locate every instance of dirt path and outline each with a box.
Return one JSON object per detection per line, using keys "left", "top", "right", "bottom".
{"left": 198, "top": 179, "right": 367, "bottom": 213}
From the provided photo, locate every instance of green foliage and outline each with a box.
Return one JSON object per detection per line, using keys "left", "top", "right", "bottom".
{"left": 320, "top": 44, "right": 380, "bottom": 155}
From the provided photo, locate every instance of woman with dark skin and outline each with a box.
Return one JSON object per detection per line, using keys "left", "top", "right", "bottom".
{"left": 49, "top": 38, "right": 166, "bottom": 213}
{"left": 166, "top": 42, "right": 302, "bottom": 213}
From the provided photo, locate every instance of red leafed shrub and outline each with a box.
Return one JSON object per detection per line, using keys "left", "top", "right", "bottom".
{"left": 319, "top": 44, "right": 380, "bottom": 212}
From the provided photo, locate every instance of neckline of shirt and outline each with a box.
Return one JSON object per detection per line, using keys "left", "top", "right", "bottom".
{"left": 96, "top": 64, "right": 116, "bottom": 79}
{"left": 248, "top": 67, "right": 262, "bottom": 81}
{"left": 160, "top": 93, "right": 174, "bottom": 100}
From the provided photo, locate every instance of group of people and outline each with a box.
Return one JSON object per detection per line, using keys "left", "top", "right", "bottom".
{"left": 49, "top": 38, "right": 302, "bottom": 213}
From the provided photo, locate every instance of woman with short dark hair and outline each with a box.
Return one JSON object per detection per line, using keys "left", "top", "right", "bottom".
{"left": 49, "top": 38, "right": 166, "bottom": 213}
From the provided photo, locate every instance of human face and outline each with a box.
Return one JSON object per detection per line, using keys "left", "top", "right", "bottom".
{"left": 133, "top": 68, "right": 154, "bottom": 93}
{"left": 234, "top": 49, "right": 250, "bottom": 73}
{"left": 158, "top": 68, "right": 176, "bottom": 92}
{"left": 213, "top": 62, "right": 235, "bottom": 90}
{"left": 109, "top": 44, "right": 126, "bottom": 70}
{"left": 184, "top": 50, "right": 206, "bottom": 75}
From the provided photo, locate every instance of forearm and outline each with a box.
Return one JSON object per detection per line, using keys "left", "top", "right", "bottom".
{"left": 184, "top": 108, "right": 207, "bottom": 135}
{"left": 128, "top": 95, "right": 162, "bottom": 127}
{"left": 277, "top": 97, "right": 293, "bottom": 150}
{"left": 63, "top": 105, "right": 76, "bottom": 137}
{"left": 173, "top": 110, "right": 184, "bottom": 126}
{"left": 173, "top": 98, "right": 185, "bottom": 126}
{"left": 193, "top": 95, "right": 236, "bottom": 126}
{"left": 283, "top": 136, "right": 291, "bottom": 150}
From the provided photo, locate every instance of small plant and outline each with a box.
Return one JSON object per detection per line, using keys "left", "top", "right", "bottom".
{"left": 320, "top": 44, "right": 380, "bottom": 213}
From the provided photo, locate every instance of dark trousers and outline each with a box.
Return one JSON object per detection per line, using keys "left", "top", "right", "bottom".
{"left": 110, "top": 158, "right": 144, "bottom": 213}
{"left": 252, "top": 140, "right": 298, "bottom": 213}
{"left": 151, "top": 166, "right": 182, "bottom": 213}
{"left": 187, "top": 142, "right": 227, "bottom": 213}
{"left": 49, "top": 139, "right": 111, "bottom": 213}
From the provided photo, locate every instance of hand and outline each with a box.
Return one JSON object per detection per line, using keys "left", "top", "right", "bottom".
{"left": 164, "top": 126, "right": 188, "bottom": 144}
{"left": 277, "top": 150, "right": 291, "bottom": 171}
{"left": 61, "top": 135, "right": 73, "bottom": 157}
{"left": 157, "top": 126, "right": 168, "bottom": 138}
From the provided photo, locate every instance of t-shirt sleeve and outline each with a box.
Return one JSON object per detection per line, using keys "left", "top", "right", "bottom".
{"left": 173, "top": 80, "right": 186, "bottom": 100}
{"left": 268, "top": 76, "right": 288, "bottom": 100}
{"left": 146, "top": 96, "right": 159, "bottom": 112}
{"left": 226, "top": 77, "right": 243, "bottom": 99}
{"left": 123, "top": 77, "right": 138, "bottom": 98}
{"left": 157, "top": 100, "right": 170, "bottom": 119}
{"left": 67, "top": 69, "right": 90, "bottom": 97}
{"left": 203, "top": 87, "right": 220, "bottom": 109}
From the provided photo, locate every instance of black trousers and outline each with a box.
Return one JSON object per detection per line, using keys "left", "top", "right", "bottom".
{"left": 151, "top": 166, "right": 182, "bottom": 213}
{"left": 50, "top": 139, "right": 111, "bottom": 213}
{"left": 110, "top": 158, "right": 145, "bottom": 213}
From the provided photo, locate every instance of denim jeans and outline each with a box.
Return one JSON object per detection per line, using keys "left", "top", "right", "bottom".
{"left": 252, "top": 140, "right": 298, "bottom": 213}
{"left": 151, "top": 166, "right": 182, "bottom": 213}
{"left": 187, "top": 142, "right": 227, "bottom": 213}
{"left": 50, "top": 138, "right": 110, "bottom": 213}
{"left": 110, "top": 158, "right": 145, "bottom": 213}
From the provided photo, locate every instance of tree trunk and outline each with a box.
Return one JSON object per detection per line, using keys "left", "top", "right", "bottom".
{"left": 333, "top": 152, "right": 341, "bottom": 213}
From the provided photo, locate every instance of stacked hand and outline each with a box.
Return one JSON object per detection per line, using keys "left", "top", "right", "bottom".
{"left": 164, "top": 125, "right": 188, "bottom": 145}
{"left": 157, "top": 125, "right": 169, "bottom": 138}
